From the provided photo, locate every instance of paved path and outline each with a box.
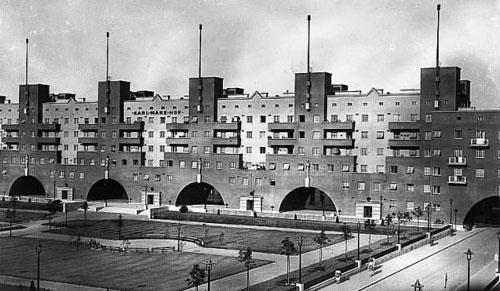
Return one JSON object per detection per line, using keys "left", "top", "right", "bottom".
{"left": 316, "top": 227, "right": 498, "bottom": 291}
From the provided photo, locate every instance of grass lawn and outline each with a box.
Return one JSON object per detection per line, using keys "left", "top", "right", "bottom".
{"left": 0, "top": 210, "right": 52, "bottom": 223}
{"left": 0, "top": 236, "right": 270, "bottom": 291}
{"left": 49, "top": 219, "right": 348, "bottom": 254}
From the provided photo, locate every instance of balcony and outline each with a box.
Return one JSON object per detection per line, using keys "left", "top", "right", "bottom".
{"left": 268, "top": 122, "right": 296, "bottom": 131}
{"left": 448, "top": 156, "right": 467, "bottom": 166}
{"left": 1, "top": 136, "right": 19, "bottom": 143}
{"left": 268, "top": 137, "right": 297, "bottom": 147}
{"left": 323, "top": 139, "right": 354, "bottom": 148}
{"left": 37, "top": 137, "right": 60, "bottom": 144}
{"left": 37, "top": 123, "right": 60, "bottom": 131}
{"left": 322, "top": 121, "right": 355, "bottom": 131}
{"left": 388, "top": 139, "right": 421, "bottom": 148}
{"left": 117, "top": 137, "right": 143, "bottom": 145}
{"left": 1, "top": 124, "right": 19, "bottom": 131}
{"left": 448, "top": 176, "right": 467, "bottom": 185}
{"left": 78, "top": 124, "right": 99, "bottom": 131}
{"left": 78, "top": 137, "right": 98, "bottom": 144}
{"left": 470, "top": 138, "right": 489, "bottom": 147}
{"left": 212, "top": 137, "right": 240, "bottom": 146}
{"left": 388, "top": 121, "right": 421, "bottom": 131}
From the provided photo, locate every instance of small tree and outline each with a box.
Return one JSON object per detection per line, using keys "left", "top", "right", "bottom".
{"left": 238, "top": 247, "right": 255, "bottom": 291}
{"left": 186, "top": 264, "right": 205, "bottom": 291}
{"left": 81, "top": 201, "right": 89, "bottom": 228}
{"left": 117, "top": 214, "right": 123, "bottom": 240}
{"left": 281, "top": 237, "right": 297, "bottom": 286}
{"left": 385, "top": 214, "right": 393, "bottom": 243}
{"left": 313, "top": 230, "right": 329, "bottom": 269}
{"left": 48, "top": 202, "right": 57, "bottom": 230}
{"left": 340, "top": 223, "right": 351, "bottom": 262}
{"left": 364, "top": 219, "right": 376, "bottom": 251}
{"left": 412, "top": 206, "right": 424, "bottom": 234}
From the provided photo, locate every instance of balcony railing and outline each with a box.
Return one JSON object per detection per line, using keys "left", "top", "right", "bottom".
{"left": 470, "top": 138, "right": 489, "bottom": 147}
{"left": 448, "top": 176, "right": 467, "bottom": 185}
{"left": 448, "top": 156, "right": 467, "bottom": 166}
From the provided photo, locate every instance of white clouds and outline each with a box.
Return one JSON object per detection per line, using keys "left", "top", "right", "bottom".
{"left": 0, "top": 0, "right": 498, "bottom": 108}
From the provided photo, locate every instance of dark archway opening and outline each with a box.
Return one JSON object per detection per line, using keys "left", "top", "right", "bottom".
{"left": 87, "top": 179, "right": 128, "bottom": 201}
{"left": 176, "top": 182, "right": 224, "bottom": 206}
{"left": 9, "top": 176, "right": 46, "bottom": 197}
{"left": 279, "top": 187, "right": 336, "bottom": 212}
{"left": 464, "top": 196, "right": 500, "bottom": 226}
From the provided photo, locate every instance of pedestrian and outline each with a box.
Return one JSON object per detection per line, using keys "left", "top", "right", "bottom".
{"left": 368, "top": 257, "right": 376, "bottom": 276}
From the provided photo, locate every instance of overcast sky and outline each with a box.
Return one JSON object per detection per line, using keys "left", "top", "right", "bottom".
{"left": 1, "top": 0, "right": 500, "bottom": 108}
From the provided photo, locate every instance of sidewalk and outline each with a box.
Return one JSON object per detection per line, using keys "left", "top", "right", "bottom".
{"left": 316, "top": 229, "right": 486, "bottom": 290}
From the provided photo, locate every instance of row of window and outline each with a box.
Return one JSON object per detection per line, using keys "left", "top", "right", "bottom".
{"left": 221, "top": 103, "right": 293, "bottom": 109}
{"left": 332, "top": 100, "right": 418, "bottom": 107}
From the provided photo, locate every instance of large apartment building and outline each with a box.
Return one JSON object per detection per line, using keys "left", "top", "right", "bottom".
{"left": 1, "top": 62, "right": 499, "bottom": 226}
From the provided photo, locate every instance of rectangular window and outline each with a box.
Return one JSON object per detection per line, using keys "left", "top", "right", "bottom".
{"left": 312, "top": 147, "right": 319, "bottom": 155}
{"left": 228, "top": 177, "right": 235, "bottom": 184}
{"left": 360, "top": 148, "right": 368, "bottom": 155}
{"left": 389, "top": 183, "right": 397, "bottom": 190}
{"left": 357, "top": 182, "right": 366, "bottom": 191}
{"left": 312, "top": 164, "right": 319, "bottom": 171}
{"left": 432, "top": 186, "right": 441, "bottom": 195}
{"left": 406, "top": 201, "right": 415, "bottom": 211}
{"left": 425, "top": 114, "right": 432, "bottom": 122}
{"left": 229, "top": 162, "right": 236, "bottom": 169}
{"left": 433, "top": 149, "right": 441, "bottom": 157}
{"left": 216, "top": 161, "right": 223, "bottom": 169}
{"left": 361, "top": 131, "right": 368, "bottom": 139}
{"left": 346, "top": 115, "right": 353, "bottom": 121}
{"left": 327, "top": 164, "right": 334, "bottom": 172}
{"left": 476, "top": 168, "right": 485, "bottom": 178}
{"left": 377, "top": 114, "right": 384, "bottom": 122}
{"left": 360, "top": 165, "right": 368, "bottom": 172}
{"left": 179, "top": 160, "right": 185, "bottom": 168}
{"left": 342, "top": 181, "right": 350, "bottom": 190}
{"left": 204, "top": 131, "right": 210, "bottom": 138}
{"left": 269, "top": 163, "right": 276, "bottom": 170}
{"left": 432, "top": 167, "right": 441, "bottom": 176}
{"left": 283, "top": 163, "right": 290, "bottom": 170}
{"left": 424, "top": 185, "right": 431, "bottom": 193}
{"left": 376, "top": 131, "right": 384, "bottom": 139}
{"left": 246, "top": 147, "right": 252, "bottom": 153}
{"left": 376, "top": 165, "right": 384, "bottom": 173}
{"left": 260, "top": 147, "right": 266, "bottom": 154}
{"left": 313, "top": 115, "right": 320, "bottom": 123}
{"left": 425, "top": 131, "right": 432, "bottom": 140}
{"left": 424, "top": 167, "right": 431, "bottom": 176}
{"left": 454, "top": 130, "right": 463, "bottom": 139}
{"left": 393, "top": 114, "right": 400, "bottom": 121}
{"left": 204, "top": 146, "right": 210, "bottom": 154}
{"left": 373, "top": 182, "right": 382, "bottom": 191}
{"left": 390, "top": 165, "right": 398, "bottom": 174}
{"left": 191, "top": 146, "right": 198, "bottom": 154}
{"left": 476, "top": 150, "right": 485, "bottom": 159}
{"left": 454, "top": 168, "right": 463, "bottom": 176}
{"left": 407, "top": 184, "right": 415, "bottom": 192}
{"left": 406, "top": 166, "right": 415, "bottom": 174}
{"left": 260, "top": 115, "right": 266, "bottom": 123}
{"left": 246, "top": 131, "right": 252, "bottom": 139}
{"left": 361, "top": 114, "right": 368, "bottom": 122}
{"left": 313, "top": 131, "right": 320, "bottom": 139}
{"left": 433, "top": 130, "right": 441, "bottom": 138}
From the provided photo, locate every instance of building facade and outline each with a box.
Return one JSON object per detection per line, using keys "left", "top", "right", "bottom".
{"left": 1, "top": 63, "right": 499, "bottom": 226}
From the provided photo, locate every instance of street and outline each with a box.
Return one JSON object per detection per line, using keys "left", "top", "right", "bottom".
{"left": 319, "top": 227, "right": 498, "bottom": 290}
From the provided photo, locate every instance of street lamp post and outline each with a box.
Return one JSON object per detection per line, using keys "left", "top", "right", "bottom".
{"left": 298, "top": 236, "right": 303, "bottom": 284}
{"left": 397, "top": 215, "right": 401, "bottom": 244}
{"left": 454, "top": 209, "right": 458, "bottom": 232}
{"left": 204, "top": 258, "right": 215, "bottom": 291}
{"left": 36, "top": 241, "right": 41, "bottom": 291}
{"left": 357, "top": 221, "right": 360, "bottom": 261}
{"left": 466, "top": 248, "right": 473, "bottom": 291}
{"left": 380, "top": 195, "right": 383, "bottom": 225}
{"left": 497, "top": 232, "right": 500, "bottom": 276}
{"left": 144, "top": 184, "right": 148, "bottom": 210}
{"left": 177, "top": 223, "right": 181, "bottom": 252}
